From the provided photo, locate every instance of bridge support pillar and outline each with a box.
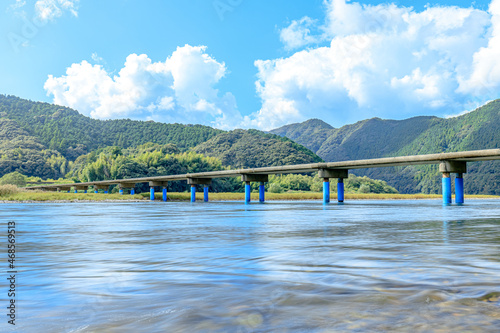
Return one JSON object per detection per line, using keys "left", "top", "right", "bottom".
{"left": 455, "top": 173, "right": 464, "bottom": 205}
{"left": 191, "top": 185, "right": 196, "bottom": 202}
{"left": 245, "top": 182, "right": 251, "bottom": 204}
{"left": 442, "top": 173, "right": 452, "bottom": 206}
{"left": 241, "top": 175, "right": 268, "bottom": 204}
{"left": 323, "top": 178, "right": 330, "bottom": 204}
{"left": 259, "top": 182, "right": 265, "bottom": 203}
{"left": 95, "top": 185, "right": 109, "bottom": 194}
{"left": 119, "top": 182, "right": 136, "bottom": 196}
{"left": 204, "top": 186, "right": 209, "bottom": 202}
{"left": 75, "top": 186, "right": 88, "bottom": 194}
{"left": 187, "top": 178, "right": 211, "bottom": 203}
{"left": 149, "top": 182, "right": 168, "bottom": 202}
{"left": 337, "top": 178, "right": 345, "bottom": 203}
{"left": 440, "top": 161, "right": 467, "bottom": 206}
{"left": 319, "top": 169, "right": 348, "bottom": 204}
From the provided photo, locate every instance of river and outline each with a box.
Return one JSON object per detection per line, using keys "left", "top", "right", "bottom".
{"left": 2, "top": 200, "right": 500, "bottom": 332}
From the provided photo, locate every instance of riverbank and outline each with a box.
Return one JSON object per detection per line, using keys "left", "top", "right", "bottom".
{"left": 0, "top": 191, "right": 498, "bottom": 202}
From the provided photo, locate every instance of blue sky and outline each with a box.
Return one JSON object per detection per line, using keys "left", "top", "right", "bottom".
{"left": 1, "top": 0, "right": 498, "bottom": 130}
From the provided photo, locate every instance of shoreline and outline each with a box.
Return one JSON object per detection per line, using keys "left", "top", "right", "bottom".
{"left": 1, "top": 192, "right": 498, "bottom": 203}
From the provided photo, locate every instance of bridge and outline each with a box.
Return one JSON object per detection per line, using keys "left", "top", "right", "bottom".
{"left": 26, "top": 149, "right": 500, "bottom": 205}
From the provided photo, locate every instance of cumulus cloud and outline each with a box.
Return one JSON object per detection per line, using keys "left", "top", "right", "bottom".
{"left": 35, "top": 0, "right": 79, "bottom": 22}
{"left": 251, "top": 0, "right": 500, "bottom": 130}
{"left": 280, "top": 17, "right": 324, "bottom": 50}
{"left": 44, "top": 45, "right": 243, "bottom": 129}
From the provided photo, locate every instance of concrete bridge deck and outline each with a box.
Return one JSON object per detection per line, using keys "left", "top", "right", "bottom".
{"left": 26, "top": 149, "right": 500, "bottom": 205}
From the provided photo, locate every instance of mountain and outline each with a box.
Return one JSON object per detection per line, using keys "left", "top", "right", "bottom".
{"left": 0, "top": 95, "right": 223, "bottom": 160}
{"left": 0, "top": 94, "right": 322, "bottom": 180}
{"left": 193, "top": 129, "right": 323, "bottom": 168}
{"left": 271, "top": 118, "right": 334, "bottom": 153}
{"left": 270, "top": 100, "right": 500, "bottom": 195}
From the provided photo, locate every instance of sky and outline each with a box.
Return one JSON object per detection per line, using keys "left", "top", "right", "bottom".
{"left": 1, "top": 0, "right": 499, "bottom": 130}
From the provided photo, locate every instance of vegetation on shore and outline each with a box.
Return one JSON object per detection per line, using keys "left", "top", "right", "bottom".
{"left": 1, "top": 186, "right": 497, "bottom": 202}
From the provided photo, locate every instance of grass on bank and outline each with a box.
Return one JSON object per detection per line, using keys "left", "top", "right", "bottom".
{"left": 152, "top": 192, "right": 499, "bottom": 201}
{"left": 2, "top": 186, "right": 498, "bottom": 202}
{"left": 0, "top": 185, "right": 143, "bottom": 201}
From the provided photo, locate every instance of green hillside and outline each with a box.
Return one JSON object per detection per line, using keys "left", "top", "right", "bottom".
{"left": 193, "top": 129, "right": 323, "bottom": 168}
{"left": 0, "top": 94, "right": 223, "bottom": 159}
{"left": 0, "top": 94, "right": 322, "bottom": 181}
{"left": 270, "top": 100, "right": 500, "bottom": 195}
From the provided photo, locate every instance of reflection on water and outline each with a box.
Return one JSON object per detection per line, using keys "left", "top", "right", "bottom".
{"left": 2, "top": 200, "right": 500, "bottom": 332}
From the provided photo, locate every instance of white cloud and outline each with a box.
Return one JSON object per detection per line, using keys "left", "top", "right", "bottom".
{"left": 250, "top": 0, "right": 499, "bottom": 130}
{"left": 457, "top": 0, "right": 500, "bottom": 97}
{"left": 91, "top": 52, "right": 103, "bottom": 63}
{"left": 44, "top": 45, "right": 243, "bottom": 129}
{"left": 9, "top": 0, "right": 26, "bottom": 10}
{"left": 35, "top": 0, "right": 79, "bottom": 22}
{"left": 280, "top": 17, "right": 324, "bottom": 50}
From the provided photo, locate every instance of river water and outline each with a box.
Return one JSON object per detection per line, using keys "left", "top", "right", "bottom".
{"left": 2, "top": 200, "right": 500, "bottom": 332}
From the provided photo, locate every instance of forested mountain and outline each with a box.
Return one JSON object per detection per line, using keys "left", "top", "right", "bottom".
{"left": 193, "top": 129, "right": 322, "bottom": 168}
{"left": 0, "top": 94, "right": 322, "bottom": 181}
{"left": 0, "top": 94, "right": 223, "bottom": 160}
{"left": 270, "top": 100, "right": 500, "bottom": 195}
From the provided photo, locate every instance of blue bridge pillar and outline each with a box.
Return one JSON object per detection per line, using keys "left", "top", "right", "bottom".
{"left": 337, "top": 178, "right": 345, "bottom": 203}
{"left": 163, "top": 187, "right": 167, "bottom": 202}
{"left": 95, "top": 185, "right": 108, "bottom": 194}
{"left": 95, "top": 190, "right": 99, "bottom": 194}
{"left": 455, "top": 173, "right": 464, "bottom": 205}
{"left": 149, "top": 181, "right": 168, "bottom": 202}
{"left": 74, "top": 190, "right": 78, "bottom": 194}
{"left": 323, "top": 178, "right": 330, "bottom": 204}
{"left": 245, "top": 182, "right": 251, "bottom": 204}
{"left": 187, "top": 178, "right": 211, "bottom": 203}
{"left": 119, "top": 183, "right": 136, "bottom": 196}
{"left": 442, "top": 173, "right": 452, "bottom": 206}
{"left": 440, "top": 161, "right": 467, "bottom": 206}
{"left": 191, "top": 185, "right": 196, "bottom": 202}
{"left": 204, "top": 185, "right": 209, "bottom": 202}
{"left": 84, "top": 190, "right": 87, "bottom": 194}
{"left": 241, "top": 174, "right": 268, "bottom": 205}
{"left": 319, "top": 169, "right": 348, "bottom": 205}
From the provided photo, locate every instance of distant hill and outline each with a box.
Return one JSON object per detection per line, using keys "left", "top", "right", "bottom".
{"left": 0, "top": 94, "right": 322, "bottom": 180}
{"left": 270, "top": 100, "right": 500, "bottom": 195}
{"left": 193, "top": 129, "right": 323, "bottom": 168}
{"left": 271, "top": 118, "right": 334, "bottom": 153}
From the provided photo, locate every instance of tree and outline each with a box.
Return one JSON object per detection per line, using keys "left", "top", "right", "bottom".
{"left": 0, "top": 172, "right": 27, "bottom": 187}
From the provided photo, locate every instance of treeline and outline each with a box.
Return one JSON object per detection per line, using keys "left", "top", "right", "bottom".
{"left": 65, "top": 143, "right": 242, "bottom": 193}
{"left": 1, "top": 142, "right": 397, "bottom": 194}
{"left": 266, "top": 173, "right": 397, "bottom": 194}
{"left": 0, "top": 94, "right": 222, "bottom": 160}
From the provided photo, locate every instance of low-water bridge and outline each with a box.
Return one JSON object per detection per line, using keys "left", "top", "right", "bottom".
{"left": 26, "top": 149, "right": 500, "bottom": 205}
